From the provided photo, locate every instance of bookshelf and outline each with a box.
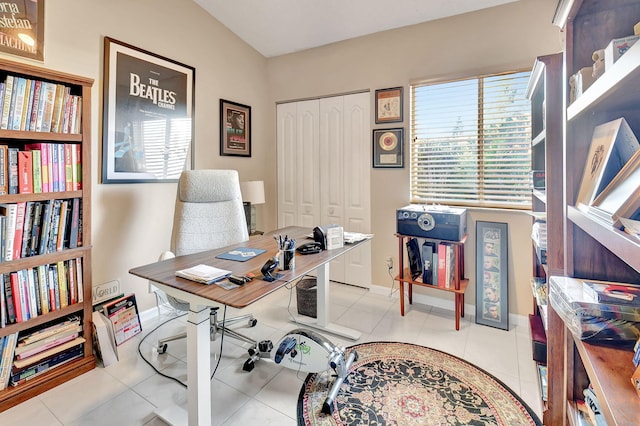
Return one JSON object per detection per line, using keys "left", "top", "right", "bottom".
{"left": 548, "top": 1, "right": 640, "bottom": 425}
{"left": 394, "top": 233, "right": 468, "bottom": 330}
{"left": 0, "top": 58, "right": 94, "bottom": 411}
{"left": 525, "top": 51, "right": 563, "bottom": 420}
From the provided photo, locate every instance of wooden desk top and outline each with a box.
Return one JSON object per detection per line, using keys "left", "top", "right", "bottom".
{"left": 129, "top": 226, "right": 370, "bottom": 308}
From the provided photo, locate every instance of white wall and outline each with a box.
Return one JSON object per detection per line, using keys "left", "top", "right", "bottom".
{"left": 35, "top": 0, "right": 273, "bottom": 313}
{"left": 266, "top": 0, "right": 562, "bottom": 315}
{"left": 19, "top": 0, "right": 562, "bottom": 316}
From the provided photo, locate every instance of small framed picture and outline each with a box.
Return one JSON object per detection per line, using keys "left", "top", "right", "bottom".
{"left": 220, "top": 99, "right": 251, "bottom": 157}
{"left": 373, "top": 128, "right": 404, "bottom": 168}
{"left": 375, "top": 87, "right": 403, "bottom": 124}
{"left": 476, "top": 221, "right": 509, "bottom": 330}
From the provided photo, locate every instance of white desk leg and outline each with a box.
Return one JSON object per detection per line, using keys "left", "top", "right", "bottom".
{"left": 291, "top": 263, "right": 361, "bottom": 340}
{"left": 187, "top": 305, "right": 212, "bottom": 426}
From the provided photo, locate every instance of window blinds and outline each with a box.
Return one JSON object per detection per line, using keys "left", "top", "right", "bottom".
{"left": 410, "top": 71, "right": 532, "bottom": 209}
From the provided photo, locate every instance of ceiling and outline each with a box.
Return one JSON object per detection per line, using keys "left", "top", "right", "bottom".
{"left": 194, "top": 0, "right": 521, "bottom": 58}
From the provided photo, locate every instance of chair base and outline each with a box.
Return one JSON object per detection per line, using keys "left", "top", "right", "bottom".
{"left": 157, "top": 307, "right": 257, "bottom": 354}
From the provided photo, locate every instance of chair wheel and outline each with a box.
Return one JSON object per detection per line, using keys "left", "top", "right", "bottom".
{"left": 243, "top": 358, "right": 255, "bottom": 372}
{"left": 248, "top": 318, "right": 257, "bottom": 327}
{"left": 158, "top": 343, "right": 168, "bottom": 354}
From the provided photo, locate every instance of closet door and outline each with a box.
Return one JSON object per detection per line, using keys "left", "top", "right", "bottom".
{"left": 277, "top": 100, "right": 320, "bottom": 228}
{"left": 277, "top": 93, "right": 371, "bottom": 288}
{"left": 319, "top": 93, "right": 371, "bottom": 287}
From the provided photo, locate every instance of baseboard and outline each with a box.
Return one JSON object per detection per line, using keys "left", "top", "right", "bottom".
{"left": 368, "top": 284, "right": 528, "bottom": 329}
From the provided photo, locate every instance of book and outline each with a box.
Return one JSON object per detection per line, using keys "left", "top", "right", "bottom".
{"left": 20, "top": 201, "right": 35, "bottom": 258}
{"left": 0, "top": 75, "right": 13, "bottom": 130}
{"left": 0, "top": 332, "right": 18, "bottom": 390}
{"left": 7, "top": 147, "right": 18, "bottom": 194}
{"left": 10, "top": 77, "right": 26, "bottom": 131}
{"left": 10, "top": 343, "right": 83, "bottom": 386}
{"left": 12, "top": 202, "right": 26, "bottom": 260}
{"left": 39, "top": 82, "right": 57, "bottom": 133}
{"left": 36, "top": 265, "right": 49, "bottom": 315}
{"left": 13, "top": 336, "right": 85, "bottom": 370}
{"left": 23, "top": 79, "right": 35, "bottom": 131}
{"left": 68, "top": 198, "right": 80, "bottom": 248}
{"left": 0, "top": 145, "right": 7, "bottom": 194}
{"left": 17, "top": 150, "right": 33, "bottom": 194}
{"left": 437, "top": 243, "right": 447, "bottom": 288}
{"left": 0, "top": 203, "right": 17, "bottom": 261}
{"left": 91, "top": 310, "right": 118, "bottom": 367}
{"left": 75, "top": 257, "right": 83, "bottom": 303}
{"left": 2, "top": 273, "right": 16, "bottom": 324}
{"left": 421, "top": 241, "right": 435, "bottom": 285}
{"left": 175, "top": 264, "right": 232, "bottom": 284}
{"left": 31, "top": 150, "right": 42, "bottom": 193}
{"left": 102, "top": 294, "right": 141, "bottom": 345}
{"left": 17, "top": 316, "right": 80, "bottom": 346}
{"left": 57, "top": 261, "right": 68, "bottom": 308}
{"left": 15, "top": 328, "right": 80, "bottom": 360}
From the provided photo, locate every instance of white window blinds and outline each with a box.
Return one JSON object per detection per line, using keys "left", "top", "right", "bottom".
{"left": 410, "top": 71, "right": 532, "bottom": 209}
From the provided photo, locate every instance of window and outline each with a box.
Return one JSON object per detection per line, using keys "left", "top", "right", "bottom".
{"left": 410, "top": 71, "right": 532, "bottom": 209}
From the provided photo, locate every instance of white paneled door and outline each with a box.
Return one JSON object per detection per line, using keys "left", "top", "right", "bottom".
{"left": 277, "top": 92, "right": 371, "bottom": 287}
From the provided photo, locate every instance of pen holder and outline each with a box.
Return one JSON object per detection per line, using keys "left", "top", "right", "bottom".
{"left": 279, "top": 248, "right": 295, "bottom": 270}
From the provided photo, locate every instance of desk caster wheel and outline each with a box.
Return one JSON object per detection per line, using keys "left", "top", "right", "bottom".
{"left": 321, "top": 401, "right": 334, "bottom": 415}
{"left": 248, "top": 318, "right": 257, "bottom": 327}
{"left": 157, "top": 343, "right": 168, "bottom": 354}
{"left": 243, "top": 357, "right": 255, "bottom": 372}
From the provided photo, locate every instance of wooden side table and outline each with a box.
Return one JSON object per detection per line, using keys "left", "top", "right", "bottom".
{"left": 395, "top": 233, "right": 468, "bottom": 330}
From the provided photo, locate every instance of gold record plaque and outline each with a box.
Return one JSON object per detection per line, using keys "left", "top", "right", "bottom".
{"left": 380, "top": 132, "right": 398, "bottom": 151}
{"left": 373, "top": 128, "right": 404, "bottom": 168}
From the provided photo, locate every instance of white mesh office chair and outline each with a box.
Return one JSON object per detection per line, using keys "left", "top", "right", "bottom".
{"left": 152, "top": 169, "right": 258, "bottom": 354}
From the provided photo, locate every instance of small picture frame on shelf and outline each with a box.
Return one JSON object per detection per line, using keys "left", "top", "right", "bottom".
{"left": 375, "top": 87, "right": 403, "bottom": 124}
{"left": 475, "top": 221, "right": 509, "bottom": 330}
{"left": 372, "top": 128, "right": 404, "bottom": 168}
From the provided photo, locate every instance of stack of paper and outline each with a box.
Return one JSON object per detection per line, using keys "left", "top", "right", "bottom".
{"left": 343, "top": 232, "right": 374, "bottom": 244}
{"left": 175, "top": 264, "right": 231, "bottom": 284}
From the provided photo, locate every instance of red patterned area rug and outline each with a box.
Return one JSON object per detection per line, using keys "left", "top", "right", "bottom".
{"left": 297, "top": 341, "right": 541, "bottom": 426}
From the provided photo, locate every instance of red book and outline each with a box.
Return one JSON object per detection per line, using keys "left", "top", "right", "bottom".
{"left": 437, "top": 243, "right": 447, "bottom": 288}
{"left": 12, "top": 202, "right": 26, "bottom": 260}
{"left": 17, "top": 150, "right": 33, "bottom": 194}
{"left": 10, "top": 272, "right": 23, "bottom": 323}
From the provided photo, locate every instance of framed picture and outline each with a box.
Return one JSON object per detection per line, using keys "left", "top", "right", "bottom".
{"left": 375, "top": 87, "right": 403, "bottom": 124}
{"left": 101, "top": 37, "right": 195, "bottom": 184}
{"left": 0, "top": 0, "right": 44, "bottom": 61}
{"left": 591, "top": 149, "right": 640, "bottom": 227}
{"left": 220, "top": 99, "right": 251, "bottom": 157}
{"left": 575, "top": 118, "right": 639, "bottom": 208}
{"left": 476, "top": 221, "right": 509, "bottom": 330}
{"left": 373, "top": 128, "right": 404, "bottom": 168}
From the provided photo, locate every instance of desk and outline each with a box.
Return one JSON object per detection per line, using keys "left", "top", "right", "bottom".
{"left": 129, "top": 226, "right": 368, "bottom": 426}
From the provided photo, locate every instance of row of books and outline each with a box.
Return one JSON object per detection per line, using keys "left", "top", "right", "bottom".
{"left": 0, "top": 143, "right": 82, "bottom": 195}
{"left": 406, "top": 238, "right": 458, "bottom": 288}
{"left": 0, "top": 198, "right": 82, "bottom": 262}
{"left": 0, "top": 258, "right": 84, "bottom": 327}
{"left": 0, "top": 316, "right": 85, "bottom": 390}
{"left": 0, "top": 75, "right": 82, "bottom": 134}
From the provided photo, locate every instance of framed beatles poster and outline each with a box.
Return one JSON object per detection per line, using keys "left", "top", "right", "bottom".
{"left": 220, "top": 99, "right": 251, "bottom": 157}
{"left": 373, "top": 128, "right": 404, "bottom": 168}
{"left": 102, "top": 37, "right": 195, "bottom": 183}
{"left": 475, "top": 221, "right": 509, "bottom": 330}
{"left": 375, "top": 87, "right": 403, "bottom": 124}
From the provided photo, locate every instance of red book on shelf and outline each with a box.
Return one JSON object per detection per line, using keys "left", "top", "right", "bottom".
{"left": 12, "top": 202, "right": 26, "bottom": 260}
{"left": 17, "top": 150, "right": 33, "bottom": 194}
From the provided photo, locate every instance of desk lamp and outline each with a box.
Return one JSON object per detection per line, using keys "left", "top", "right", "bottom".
{"left": 240, "top": 180, "right": 265, "bottom": 234}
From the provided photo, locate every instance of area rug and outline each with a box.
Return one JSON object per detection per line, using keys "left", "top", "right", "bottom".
{"left": 297, "top": 341, "right": 541, "bottom": 426}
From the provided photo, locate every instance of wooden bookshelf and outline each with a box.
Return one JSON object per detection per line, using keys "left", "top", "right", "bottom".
{"left": 547, "top": 1, "right": 640, "bottom": 425}
{"left": 0, "top": 57, "right": 94, "bottom": 412}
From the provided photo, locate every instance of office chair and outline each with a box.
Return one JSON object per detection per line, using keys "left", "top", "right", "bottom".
{"left": 151, "top": 169, "right": 258, "bottom": 354}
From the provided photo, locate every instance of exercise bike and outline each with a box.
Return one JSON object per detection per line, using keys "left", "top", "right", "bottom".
{"left": 242, "top": 328, "right": 358, "bottom": 415}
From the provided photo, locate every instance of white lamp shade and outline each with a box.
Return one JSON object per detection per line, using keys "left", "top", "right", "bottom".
{"left": 240, "top": 181, "right": 265, "bottom": 205}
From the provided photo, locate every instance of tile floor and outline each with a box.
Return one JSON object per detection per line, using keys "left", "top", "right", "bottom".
{"left": 0, "top": 282, "right": 543, "bottom": 425}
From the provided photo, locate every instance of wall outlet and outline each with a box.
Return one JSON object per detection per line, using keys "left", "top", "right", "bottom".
{"left": 386, "top": 256, "right": 393, "bottom": 269}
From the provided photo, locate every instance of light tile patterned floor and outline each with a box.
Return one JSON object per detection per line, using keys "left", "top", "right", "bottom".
{"left": 0, "top": 282, "right": 543, "bottom": 425}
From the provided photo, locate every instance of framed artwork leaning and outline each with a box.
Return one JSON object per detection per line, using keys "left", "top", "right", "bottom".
{"left": 102, "top": 37, "right": 195, "bottom": 183}
{"left": 475, "top": 221, "right": 509, "bottom": 330}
